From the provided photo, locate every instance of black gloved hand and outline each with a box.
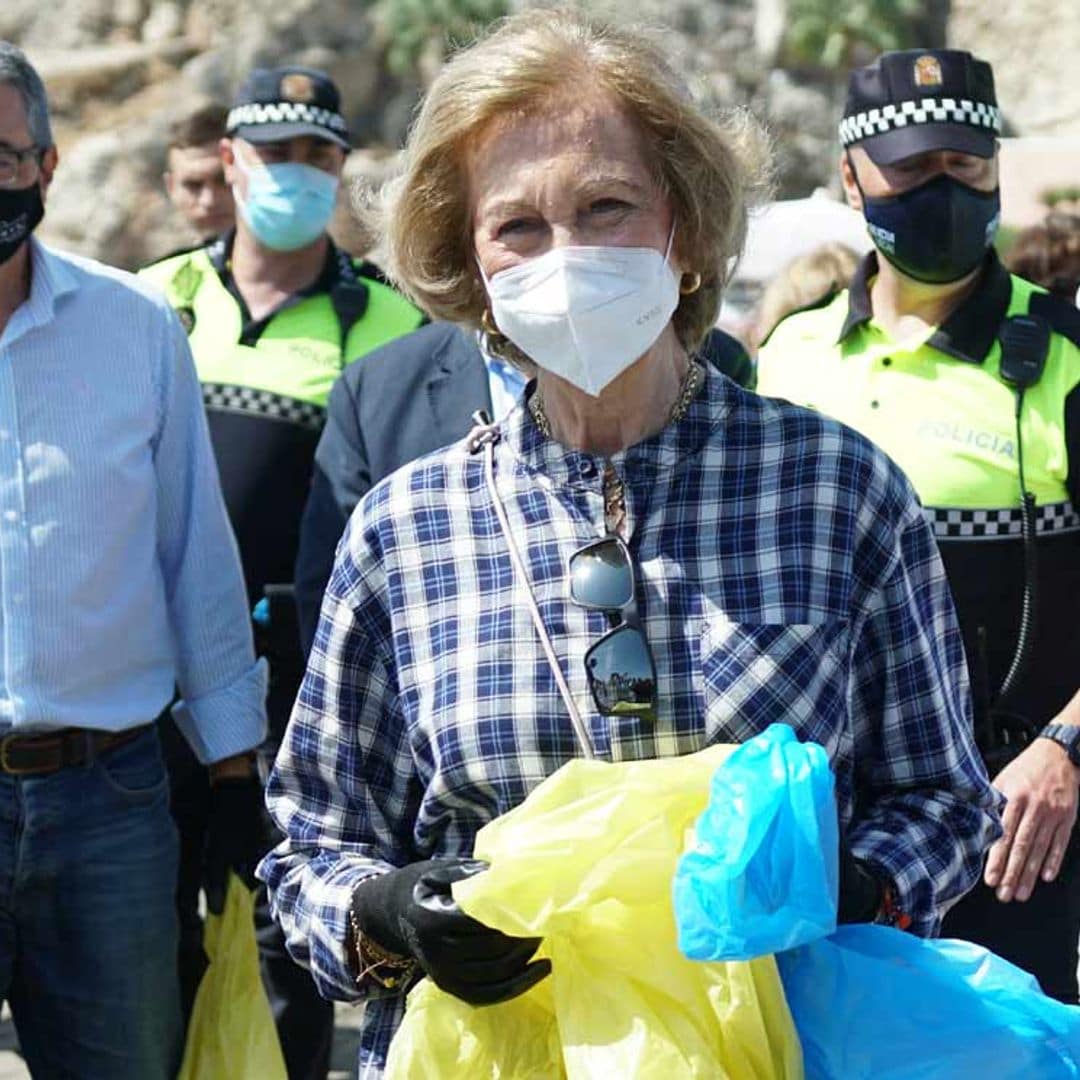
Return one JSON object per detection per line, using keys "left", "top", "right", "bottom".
{"left": 205, "top": 775, "right": 265, "bottom": 914}
{"left": 837, "top": 847, "right": 885, "bottom": 924}
{"left": 351, "top": 857, "right": 552, "bottom": 1005}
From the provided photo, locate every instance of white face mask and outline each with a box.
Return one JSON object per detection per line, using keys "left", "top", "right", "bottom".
{"left": 481, "top": 228, "right": 681, "bottom": 397}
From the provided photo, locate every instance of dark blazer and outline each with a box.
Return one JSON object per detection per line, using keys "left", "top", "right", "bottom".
{"left": 295, "top": 323, "right": 491, "bottom": 650}
{"left": 295, "top": 322, "right": 753, "bottom": 652}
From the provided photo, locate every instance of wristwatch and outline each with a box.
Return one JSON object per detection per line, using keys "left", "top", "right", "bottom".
{"left": 1038, "top": 723, "right": 1080, "bottom": 768}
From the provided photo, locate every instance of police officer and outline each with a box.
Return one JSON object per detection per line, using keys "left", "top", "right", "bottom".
{"left": 141, "top": 66, "right": 424, "bottom": 1077}
{"left": 757, "top": 49, "right": 1080, "bottom": 1002}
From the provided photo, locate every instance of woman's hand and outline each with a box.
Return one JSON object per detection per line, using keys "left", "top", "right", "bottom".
{"left": 350, "top": 858, "right": 551, "bottom": 1004}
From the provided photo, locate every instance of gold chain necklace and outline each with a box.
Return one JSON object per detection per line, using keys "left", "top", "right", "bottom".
{"left": 528, "top": 359, "right": 705, "bottom": 440}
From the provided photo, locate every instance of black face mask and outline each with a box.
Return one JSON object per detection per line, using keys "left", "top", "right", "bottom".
{"left": 860, "top": 172, "right": 1001, "bottom": 285}
{"left": 0, "top": 182, "right": 44, "bottom": 266}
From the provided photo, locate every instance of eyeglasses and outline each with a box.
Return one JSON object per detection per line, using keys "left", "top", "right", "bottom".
{"left": 0, "top": 144, "right": 43, "bottom": 190}
{"left": 569, "top": 535, "right": 658, "bottom": 721}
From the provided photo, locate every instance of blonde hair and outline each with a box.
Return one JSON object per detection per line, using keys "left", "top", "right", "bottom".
{"left": 372, "top": 8, "right": 771, "bottom": 354}
{"left": 752, "top": 243, "right": 862, "bottom": 350}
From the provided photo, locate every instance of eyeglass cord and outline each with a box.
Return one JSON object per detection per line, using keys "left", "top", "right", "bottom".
{"left": 466, "top": 412, "right": 596, "bottom": 759}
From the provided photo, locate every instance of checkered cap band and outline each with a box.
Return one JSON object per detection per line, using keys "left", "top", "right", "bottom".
{"left": 227, "top": 101, "right": 347, "bottom": 135}
{"left": 926, "top": 501, "right": 1080, "bottom": 540}
{"left": 839, "top": 97, "right": 1002, "bottom": 147}
{"left": 202, "top": 382, "right": 325, "bottom": 431}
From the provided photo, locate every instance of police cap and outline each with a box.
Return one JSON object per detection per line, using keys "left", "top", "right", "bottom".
{"left": 227, "top": 66, "right": 350, "bottom": 150}
{"left": 840, "top": 49, "right": 1001, "bottom": 165}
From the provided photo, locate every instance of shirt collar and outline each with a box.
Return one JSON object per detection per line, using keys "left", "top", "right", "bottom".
{"left": 498, "top": 362, "right": 734, "bottom": 491}
{"left": 208, "top": 228, "right": 348, "bottom": 345}
{"left": 838, "top": 249, "right": 1012, "bottom": 365}
{"left": 7, "top": 239, "right": 79, "bottom": 340}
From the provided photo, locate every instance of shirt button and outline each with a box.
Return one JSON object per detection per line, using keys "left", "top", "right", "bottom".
{"left": 881, "top": 357, "right": 892, "bottom": 367}
{"left": 870, "top": 400, "right": 880, "bottom": 410}
{"left": 2, "top": 510, "right": 17, "bottom": 523}
{"left": 579, "top": 459, "right": 598, "bottom": 480}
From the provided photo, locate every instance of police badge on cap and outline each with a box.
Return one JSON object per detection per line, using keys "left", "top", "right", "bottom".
{"left": 912, "top": 54, "right": 943, "bottom": 89}
{"left": 280, "top": 72, "right": 316, "bottom": 103}
{"left": 226, "top": 65, "right": 350, "bottom": 149}
{"left": 838, "top": 49, "right": 1001, "bottom": 165}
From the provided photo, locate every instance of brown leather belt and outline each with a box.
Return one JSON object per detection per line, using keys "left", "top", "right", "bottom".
{"left": 0, "top": 725, "right": 150, "bottom": 776}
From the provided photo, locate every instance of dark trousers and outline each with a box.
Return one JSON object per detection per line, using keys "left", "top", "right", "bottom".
{"left": 162, "top": 705, "right": 334, "bottom": 1080}
{"left": 943, "top": 830, "right": 1080, "bottom": 1003}
{"left": 0, "top": 727, "right": 181, "bottom": 1078}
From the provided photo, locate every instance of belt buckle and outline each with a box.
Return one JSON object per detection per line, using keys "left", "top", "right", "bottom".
{"left": 0, "top": 733, "right": 42, "bottom": 776}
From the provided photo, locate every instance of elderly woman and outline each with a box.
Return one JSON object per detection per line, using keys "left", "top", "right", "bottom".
{"left": 260, "top": 10, "right": 999, "bottom": 1074}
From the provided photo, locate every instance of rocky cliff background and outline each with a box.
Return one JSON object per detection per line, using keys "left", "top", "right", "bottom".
{"left": 2, "top": 0, "right": 1077, "bottom": 269}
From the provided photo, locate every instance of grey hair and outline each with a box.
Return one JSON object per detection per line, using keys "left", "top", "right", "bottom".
{"left": 0, "top": 42, "right": 53, "bottom": 149}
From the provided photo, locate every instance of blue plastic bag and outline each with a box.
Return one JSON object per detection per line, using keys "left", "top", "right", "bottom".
{"left": 673, "top": 723, "right": 1080, "bottom": 1079}
{"left": 778, "top": 925, "right": 1080, "bottom": 1079}
{"left": 674, "top": 723, "right": 838, "bottom": 960}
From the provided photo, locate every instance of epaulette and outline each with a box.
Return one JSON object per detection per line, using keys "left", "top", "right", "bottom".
{"left": 757, "top": 286, "right": 840, "bottom": 349}
{"left": 1028, "top": 290, "right": 1080, "bottom": 350}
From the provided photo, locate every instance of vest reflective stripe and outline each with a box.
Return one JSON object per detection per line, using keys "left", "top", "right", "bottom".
{"left": 756, "top": 275, "right": 1080, "bottom": 512}
{"left": 925, "top": 500, "right": 1080, "bottom": 540}
{"left": 138, "top": 248, "right": 423, "bottom": 409}
{"left": 201, "top": 381, "right": 325, "bottom": 431}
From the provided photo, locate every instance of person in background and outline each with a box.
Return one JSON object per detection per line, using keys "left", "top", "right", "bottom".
{"left": 757, "top": 48, "right": 1080, "bottom": 1002}
{"left": 0, "top": 42, "right": 266, "bottom": 1077}
{"left": 1005, "top": 213, "right": 1080, "bottom": 303}
{"left": 750, "top": 242, "right": 860, "bottom": 353}
{"left": 294, "top": 324, "right": 754, "bottom": 654}
{"left": 259, "top": 14, "right": 999, "bottom": 1075}
{"left": 140, "top": 64, "right": 424, "bottom": 1080}
{"left": 163, "top": 102, "right": 235, "bottom": 242}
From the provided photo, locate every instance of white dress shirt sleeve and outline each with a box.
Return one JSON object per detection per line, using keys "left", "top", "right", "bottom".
{"left": 153, "top": 312, "right": 268, "bottom": 762}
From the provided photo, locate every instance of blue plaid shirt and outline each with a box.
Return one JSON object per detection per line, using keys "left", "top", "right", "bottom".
{"left": 261, "top": 369, "right": 1000, "bottom": 1075}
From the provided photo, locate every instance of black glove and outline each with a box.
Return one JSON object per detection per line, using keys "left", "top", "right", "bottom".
{"left": 205, "top": 775, "right": 265, "bottom": 914}
{"left": 837, "top": 848, "right": 885, "bottom": 924}
{"left": 351, "top": 858, "right": 552, "bottom": 1005}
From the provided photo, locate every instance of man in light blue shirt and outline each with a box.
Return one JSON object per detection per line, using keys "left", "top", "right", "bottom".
{"left": 0, "top": 42, "right": 267, "bottom": 1078}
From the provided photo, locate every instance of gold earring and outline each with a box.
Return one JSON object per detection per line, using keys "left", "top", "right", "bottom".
{"left": 680, "top": 272, "right": 702, "bottom": 296}
{"left": 481, "top": 308, "right": 500, "bottom": 335}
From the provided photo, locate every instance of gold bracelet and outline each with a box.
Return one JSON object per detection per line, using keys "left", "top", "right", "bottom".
{"left": 347, "top": 906, "right": 416, "bottom": 990}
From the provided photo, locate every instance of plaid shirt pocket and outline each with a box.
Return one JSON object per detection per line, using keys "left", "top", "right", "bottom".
{"left": 700, "top": 616, "right": 851, "bottom": 760}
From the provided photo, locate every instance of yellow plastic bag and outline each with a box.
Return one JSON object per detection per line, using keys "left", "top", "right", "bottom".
{"left": 177, "top": 874, "right": 288, "bottom": 1080}
{"left": 386, "top": 744, "right": 803, "bottom": 1079}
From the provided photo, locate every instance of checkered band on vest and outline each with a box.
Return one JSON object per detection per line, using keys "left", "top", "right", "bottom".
{"left": 202, "top": 383, "right": 325, "bottom": 431}
{"left": 926, "top": 501, "right": 1080, "bottom": 540}
{"left": 227, "top": 102, "right": 347, "bottom": 135}
{"left": 839, "top": 98, "right": 1002, "bottom": 147}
